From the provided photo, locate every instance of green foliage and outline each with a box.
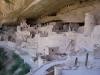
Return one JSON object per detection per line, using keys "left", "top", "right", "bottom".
{"left": 10, "top": 53, "right": 31, "bottom": 74}
{"left": 17, "top": 63, "right": 31, "bottom": 75}
{"left": 0, "top": 48, "right": 7, "bottom": 70}
{"left": 9, "top": 63, "right": 20, "bottom": 73}
{"left": 9, "top": 53, "right": 24, "bottom": 73}
{"left": 12, "top": 53, "right": 24, "bottom": 64}
{"left": 14, "top": 62, "right": 31, "bottom": 75}
{"left": 17, "top": 70, "right": 25, "bottom": 75}
{"left": 21, "top": 63, "right": 31, "bottom": 74}
{"left": 0, "top": 48, "right": 31, "bottom": 75}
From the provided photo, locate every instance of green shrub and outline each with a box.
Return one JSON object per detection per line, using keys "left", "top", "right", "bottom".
{"left": 12, "top": 53, "right": 24, "bottom": 63}
{"left": 17, "top": 70, "right": 25, "bottom": 75}
{"left": 0, "top": 48, "right": 31, "bottom": 75}
{"left": 9, "top": 63, "right": 20, "bottom": 73}
{"left": 21, "top": 63, "right": 31, "bottom": 74}
{"left": 0, "top": 48, "right": 7, "bottom": 70}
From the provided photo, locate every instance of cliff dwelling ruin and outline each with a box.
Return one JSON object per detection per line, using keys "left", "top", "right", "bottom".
{"left": 0, "top": 0, "right": 100, "bottom": 75}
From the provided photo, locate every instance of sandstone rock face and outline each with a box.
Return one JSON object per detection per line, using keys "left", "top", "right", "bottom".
{"left": 0, "top": 0, "right": 73, "bottom": 24}
{"left": 57, "top": 0, "right": 100, "bottom": 23}
{"left": 0, "top": 0, "right": 35, "bottom": 24}
{"left": 0, "top": 0, "right": 100, "bottom": 24}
